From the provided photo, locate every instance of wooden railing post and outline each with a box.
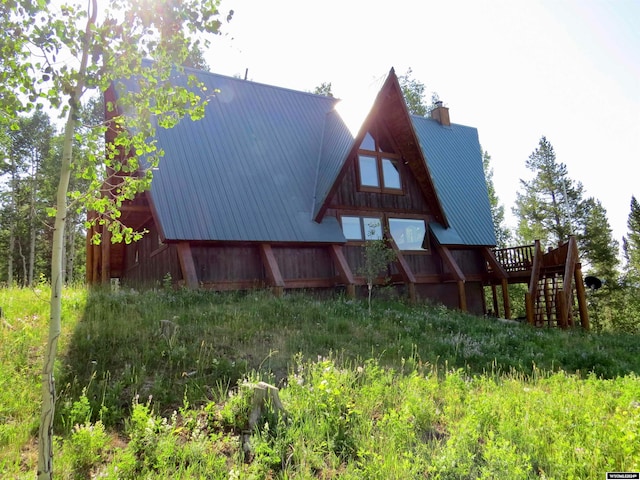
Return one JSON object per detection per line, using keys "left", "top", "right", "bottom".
{"left": 574, "top": 263, "right": 590, "bottom": 330}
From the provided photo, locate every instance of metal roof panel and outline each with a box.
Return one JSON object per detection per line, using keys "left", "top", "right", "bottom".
{"left": 412, "top": 116, "right": 497, "bottom": 246}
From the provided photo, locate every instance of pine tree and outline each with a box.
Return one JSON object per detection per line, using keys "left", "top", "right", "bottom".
{"left": 482, "top": 148, "right": 511, "bottom": 246}
{"left": 514, "top": 136, "right": 585, "bottom": 247}
{"left": 623, "top": 195, "right": 640, "bottom": 282}
{"left": 580, "top": 197, "right": 619, "bottom": 285}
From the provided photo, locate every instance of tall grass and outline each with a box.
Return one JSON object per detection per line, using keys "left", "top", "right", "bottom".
{"left": 1, "top": 286, "right": 639, "bottom": 478}
{"left": 0, "top": 286, "right": 86, "bottom": 473}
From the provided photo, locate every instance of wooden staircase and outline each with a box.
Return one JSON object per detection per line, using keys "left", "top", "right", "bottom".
{"left": 488, "top": 236, "right": 590, "bottom": 330}
{"left": 525, "top": 237, "right": 589, "bottom": 329}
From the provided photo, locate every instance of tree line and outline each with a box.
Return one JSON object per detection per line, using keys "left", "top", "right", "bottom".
{"left": 0, "top": 109, "right": 88, "bottom": 286}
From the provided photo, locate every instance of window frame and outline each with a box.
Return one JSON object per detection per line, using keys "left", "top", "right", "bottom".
{"left": 388, "top": 217, "right": 430, "bottom": 252}
{"left": 356, "top": 134, "right": 403, "bottom": 194}
{"left": 339, "top": 213, "right": 431, "bottom": 253}
{"left": 340, "top": 215, "right": 383, "bottom": 242}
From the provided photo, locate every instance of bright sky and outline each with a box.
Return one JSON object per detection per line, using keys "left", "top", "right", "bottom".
{"left": 205, "top": 0, "right": 640, "bottom": 246}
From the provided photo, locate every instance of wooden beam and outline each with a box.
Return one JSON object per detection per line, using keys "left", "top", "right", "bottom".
{"left": 436, "top": 244, "right": 467, "bottom": 310}
{"left": 491, "top": 284, "right": 499, "bottom": 316}
{"left": 457, "top": 281, "right": 467, "bottom": 312}
{"left": 86, "top": 226, "right": 94, "bottom": 284}
{"left": 284, "top": 278, "right": 335, "bottom": 289}
{"left": 259, "top": 244, "right": 285, "bottom": 296}
{"left": 562, "top": 236, "right": 578, "bottom": 319}
{"left": 386, "top": 236, "right": 416, "bottom": 302}
{"left": 501, "top": 278, "right": 511, "bottom": 319}
{"left": 101, "top": 224, "right": 111, "bottom": 284}
{"left": 528, "top": 240, "right": 542, "bottom": 303}
{"left": 329, "top": 244, "right": 356, "bottom": 297}
{"left": 436, "top": 245, "right": 466, "bottom": 282}
{"left": 574, "top": 263, "right": 590, "bottom": 330}
{"left": 482, "top": 247, "right": 509, "bottom": 279}
{"left": 176, "top": 242, "right": 199, "bottom": 289}
{"left": 525, "top": 292, "right": 534, "bottom": 326}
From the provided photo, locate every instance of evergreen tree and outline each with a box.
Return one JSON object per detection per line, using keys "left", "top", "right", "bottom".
{"left": 581, "top": 197, "right": 619, "bottom": 284}
{"left": 482, "top": 148, "right": 511, "bottom": 246}
{"left": 623, "top": 195, "right": 640, "bottom": 282}
{"left": 513, "top": 136, "right": 585, "bottom": 247}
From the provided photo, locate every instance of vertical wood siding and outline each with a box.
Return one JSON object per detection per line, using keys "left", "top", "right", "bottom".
{"left": 192, "top": 245, "right": 263, "bottom": 283}
{"left": 273, "top": 246, "right": 335, "bottom": 280}
{"left": 121, "top": 222, "right": 182, "bottom": 286}
{"left": 332, "top": 159, "right": 432, "bottom": 213}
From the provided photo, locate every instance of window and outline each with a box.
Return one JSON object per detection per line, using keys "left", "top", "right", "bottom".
{"left": 341, "top": 216, "right": 382, "bottom": 241}
{"left": 358, "top": 155, "right": 378, "bottom": 187}
{"left": 389, "top": 218, "right": 429, "bottom": 251}
{"left": 357, "top": 132, "right": 402, "bottom": 193}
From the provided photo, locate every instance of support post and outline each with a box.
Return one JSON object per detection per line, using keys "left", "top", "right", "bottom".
{"left": 259, "top": 244, "right": 285, "bottom": 297}
{"left": 491, "top": 284, "right": 499, "bottom": 316}
{"left": 437, "top": 244, "right": 467, "bottom": 311}
{"left": 177, "top": 242, "right": 199, "bottom": 289}
{"left": 329, "top": 244, "right": 356, "bottom": 298}
{"left": 525, "top": 292, "right": 534, "bottom": 325}
{"left": 457, "top": 280, "right": 467, "bottom": 312}
{"left": 386, "top": 236, "right": 417, "bottom": 303}
{"left": 101, "top": 223, "right": 111, "bottom": 284}
{"left": 574, "top": 263, "right": 590, "bottom": 330}
{"left": 86, "top": 226, "right": 94, "bottom": 284}
{"left": 501, "top": 278, "right": 511, "bottom": 319}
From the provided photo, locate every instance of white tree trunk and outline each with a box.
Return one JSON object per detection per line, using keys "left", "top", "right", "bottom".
{"left": 37, "top": 109, "right": 75, "bottom": 480}
{"left": 7, "top": 158, "right": 16, "bottom": 285}
{"left": 29, "top": 159, "right": 37, "bottom": 287}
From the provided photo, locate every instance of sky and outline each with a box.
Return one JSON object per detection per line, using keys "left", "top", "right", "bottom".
{"left": 204, "top": 0, "right": 640, "bottom": 247}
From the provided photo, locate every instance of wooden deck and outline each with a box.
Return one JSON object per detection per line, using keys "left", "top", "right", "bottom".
{"left": 486, "top": 238, "right": 589, "bottom": 330}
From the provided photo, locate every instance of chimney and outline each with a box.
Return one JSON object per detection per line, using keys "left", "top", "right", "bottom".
{"left": 431, "top": 101, "right": 450, "bottom": 126}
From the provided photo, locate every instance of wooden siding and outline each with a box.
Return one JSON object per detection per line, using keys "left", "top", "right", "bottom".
{"left": 331, "top": 157, "right": 432, "bottom": 213}
{"left": 273, "top": 246, "right": 335, "bottom": 280}
{"left": 192, "top": 245, "right": 263, "bottom": 283}
{"left": 450, "top": 249, "right": 487, "bottom": 276}
{"left": 121, "top": 223, "right": 182, "bottom": 286}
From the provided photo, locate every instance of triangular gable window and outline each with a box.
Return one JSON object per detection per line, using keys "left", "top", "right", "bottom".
{"left": 356, "top": 131, "right": 402, "bottom": 194}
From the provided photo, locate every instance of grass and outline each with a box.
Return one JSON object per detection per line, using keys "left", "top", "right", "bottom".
{"left": 1, "top": 285, "right": 639, "bottom": 478}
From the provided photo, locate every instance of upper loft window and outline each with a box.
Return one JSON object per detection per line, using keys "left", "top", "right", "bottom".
{"left": 357, "top": 132, "right": 402, "bottom": 194}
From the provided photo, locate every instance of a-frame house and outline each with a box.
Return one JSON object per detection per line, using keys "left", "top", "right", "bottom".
{"left": 88, "top": 66, "right": 589, "bottom": 326}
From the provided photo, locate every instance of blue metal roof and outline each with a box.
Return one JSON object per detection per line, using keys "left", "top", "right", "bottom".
{"left": 117, "top": 66, "right": 495, "bottom": 247}
{"left": 411, "top": 116, "right": 497, "bottom": 246}
{"left": 146, "top": 69, "right": 347, "bottom": 243}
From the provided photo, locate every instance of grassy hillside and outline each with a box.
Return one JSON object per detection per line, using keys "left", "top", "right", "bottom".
{"left": 1, "top": 286, "right": 639, "bottom": 478}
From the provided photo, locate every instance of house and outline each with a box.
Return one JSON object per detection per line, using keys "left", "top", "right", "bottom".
{"left": 87, "top": 66, "right": 589, "bottom": 326}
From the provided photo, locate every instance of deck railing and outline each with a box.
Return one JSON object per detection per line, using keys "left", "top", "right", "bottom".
{"left": 492, "top": 244, "right": 536, "bottom": 273}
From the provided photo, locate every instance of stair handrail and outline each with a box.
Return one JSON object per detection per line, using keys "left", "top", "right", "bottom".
{"left": 561, "top": 236, "right": 578, "bottom": 326}
{"left": 528, "top": 240, "right": 542, "bottom": 303}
